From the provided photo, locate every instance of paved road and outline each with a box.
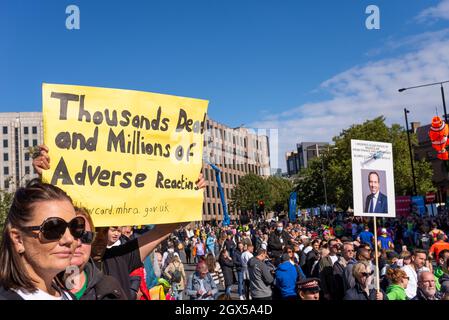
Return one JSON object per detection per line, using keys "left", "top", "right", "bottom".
{"left": 183, "top": 262, "right": 241, "bottom": 300}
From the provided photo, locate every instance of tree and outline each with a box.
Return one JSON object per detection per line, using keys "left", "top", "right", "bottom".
{"left": 266, "top": 176, "right": 293, "bottom": 213}
{"left": 0, "top": 190, "right": 13, "bottom": 242}
{"left": 294, "top": 116, "right": 435, "bottom": 210}
{"left": 230, "top": 173, "right": 271, "bottom": 214}
{"left": 230, "top": 173, "right": 294, "bottom": 215}
{"left": 293, "top": 159, "right": 326, "bottom": 208}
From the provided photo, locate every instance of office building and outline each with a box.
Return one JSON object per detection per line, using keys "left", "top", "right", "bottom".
{"left": 0, "top": 112, "right": 43, "bottom": 192}
{"left": 201, "top": 119, "right": 271, "bottom": 222}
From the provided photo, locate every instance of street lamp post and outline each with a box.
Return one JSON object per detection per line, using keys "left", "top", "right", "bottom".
{"left": 404, "top": 108, "right": 418, "bottom": 196}
{"left": 399, "top": 80, "right": 449, "bottom": 124}
{"left": 399, "top": 80, "right": 449, "bottom": 205}
{"left": 315, "top": 144, "right": 328, "bottom": 216}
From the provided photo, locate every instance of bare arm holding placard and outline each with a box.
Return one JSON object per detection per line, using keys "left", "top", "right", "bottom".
{"left": 32, "top": 144, "right": 51, "bottom": 174}
{"left": 32, "top": 144, "right": 206, "bottom": 263}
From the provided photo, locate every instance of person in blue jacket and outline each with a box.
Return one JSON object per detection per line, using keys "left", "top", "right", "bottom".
{"left": 275, "top": 253, "right": 301, "bottom": 299}
{"left": 206, "top": 231, "right": 217, "bottom": 256}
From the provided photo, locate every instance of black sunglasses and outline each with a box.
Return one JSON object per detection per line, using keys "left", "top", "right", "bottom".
{"left": 361, "top": 270, "right": 375, "bottom": 277}
{"left": 80, "top": 231, "right": 96, "bottom": 244}
{"left": 21, "top": 216, "right": 85, "bottom": 241}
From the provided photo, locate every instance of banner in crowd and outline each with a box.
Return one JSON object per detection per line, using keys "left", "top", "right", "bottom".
{"left": 351, "top": 139, "right": 396, "bottom": 218}
{"left": 288, "top": 192, "right": 297, "bottom": 222}
{"left": 42, "top": 83, "right": 209, "bottom": 227}
{"left": 395, "top": 195, "right": 411, "bottom": 217}
{"left": 412, "top": 196, "right": 426, "bottom": 216}
{"left": 426, "top": 204, "right": 437, "bottom": 217}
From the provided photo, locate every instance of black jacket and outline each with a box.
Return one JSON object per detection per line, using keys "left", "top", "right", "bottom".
{"left": 100, "top": 238, "right": 143, "bottom": 300}
{"left": 225, "top": 239, "right": 236, "bottom": 255}
{"left": 440, "top": 272, "right": 449, "bottom": 294}
{"left": 343, "top": 282, "right": 386, "bottom": 300}
{"left": 412, "top": 288, "right": 442, "bottom": 300}
{"left": 0, "top": 286, "right": 23, "bottom": 300}
{"left": 219, "top": 255, "right": 235, "bottom": 287}
{"left": 304, "top": 249, "right": 319, "bottom": 277}
{"left": 252, "top": 235, "right": 263, "bottom": 252}
{"left": 233, "top": 250, "right": 243, "bottom": 272}
{"left": 332, "top": 257, "right": 356, "bottom": 300}
{"left": 79, "top": 258, "right": 128, "bottom": 300}
{"left": 267, "top": 230, "right": 290, "bottom": 259}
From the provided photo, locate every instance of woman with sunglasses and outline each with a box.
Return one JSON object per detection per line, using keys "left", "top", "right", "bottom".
{"left": 385, "top": 268, "right": 409, "bottom": 300}
{"left": 32, "top": 144, "right": 207, "bottom": 300}
{"left": 344, "top": 261, "right": 385, "bottom": 300}
{"left": 0, "top": 180, "right": 85, "bottom": 300}
{"left": 60, "top": 207, "right": 127, "bottom": 300}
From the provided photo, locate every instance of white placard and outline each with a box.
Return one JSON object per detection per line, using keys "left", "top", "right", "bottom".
{"left": 351, "top": 139, "right": 396, "bottom": 218}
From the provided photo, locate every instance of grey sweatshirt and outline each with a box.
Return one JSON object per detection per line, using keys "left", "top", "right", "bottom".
{"left": 247, "top": 257, "right": 274, "bottom": 298}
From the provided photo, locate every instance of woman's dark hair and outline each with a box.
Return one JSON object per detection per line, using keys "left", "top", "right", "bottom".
{"left": 283, "top": 245, "right": 294, "bottom": 254}
{"left": 0, "top": 179, "right": 73, "bottom": 292}
{"left": 205, "top": 253, "right": 216, "bottom": 273}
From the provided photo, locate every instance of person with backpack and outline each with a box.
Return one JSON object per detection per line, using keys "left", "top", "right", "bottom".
{"left": 163, "top": 254, "right": 186, "bottom": 300}
{"left": 161, "top": 242, "right": 178, "bottom": 270}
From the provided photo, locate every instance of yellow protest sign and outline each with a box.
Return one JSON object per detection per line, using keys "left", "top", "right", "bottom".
{"left": 42, "top": 83, "right": 208, "bottom": 227}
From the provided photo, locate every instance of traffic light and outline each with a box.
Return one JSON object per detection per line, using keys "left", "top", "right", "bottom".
{"left": 258, "top": 200, "right": 265, "bottom": 214}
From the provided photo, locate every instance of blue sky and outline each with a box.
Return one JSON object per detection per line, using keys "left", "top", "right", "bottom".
{"left": 2, "top": 0, "right": 449, "bottom": 170}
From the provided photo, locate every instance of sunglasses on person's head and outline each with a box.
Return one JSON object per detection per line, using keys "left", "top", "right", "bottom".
{"left": 361, "top": 270, "right": 375, "bottom": 277}
{"left": 21, "top": 216, "right": 85, "bottom": 241}
{"left": 80, "top": 231, "right": 96, "bottom": 244}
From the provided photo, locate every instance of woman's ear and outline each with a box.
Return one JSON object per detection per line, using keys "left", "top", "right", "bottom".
{"left": 9, "top": 227, "right": 25, "bottom": 254}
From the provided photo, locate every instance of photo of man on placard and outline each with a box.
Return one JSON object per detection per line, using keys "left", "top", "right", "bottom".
{"left": 363, "top": 170, "right": 388, "bottom": 214}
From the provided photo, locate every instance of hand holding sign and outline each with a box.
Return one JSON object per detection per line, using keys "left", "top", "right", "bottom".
{"left": 42, "top": 83, "right": 209, "bottom": 227}
{"left": 32, "top": 144, "right": 50, "bottom": 174}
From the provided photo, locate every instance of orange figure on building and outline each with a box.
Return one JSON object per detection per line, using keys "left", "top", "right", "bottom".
{"left": 429, "top": 116, "right": 449, "bottom": 160}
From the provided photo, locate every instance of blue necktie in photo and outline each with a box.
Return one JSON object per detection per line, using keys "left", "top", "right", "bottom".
{"left": 369, "top": 196, "right": 374, "bottom": 213}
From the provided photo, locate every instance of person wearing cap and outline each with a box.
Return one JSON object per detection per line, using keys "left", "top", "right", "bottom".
{"left": 297, "top": 278, "right": 320, "bottom": 300}
{"left": 378, "top": 228, "right": 394, "bottom": 250}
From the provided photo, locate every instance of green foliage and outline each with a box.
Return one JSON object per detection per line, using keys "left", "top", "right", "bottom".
{"left": 230, "top": 173, "right": 293, "bottom": 213}
{"left": 266, "top": 176, "right": 293, "bottom": 213}
{"left": 0, "top": 190, "right": 13, "bottom": 241}
{"left": 294, "top": 116, "right": 435, "bottom": 210}
{"left": 230, "top": 173, "right": 271, "bottom": 213}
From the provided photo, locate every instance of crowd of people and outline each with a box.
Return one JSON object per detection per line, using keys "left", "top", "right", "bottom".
{"left": 1, "top": 145, "right": 449, "bottom": 300}
{"left": 154, "top": 211, "right": 449, "bottom": 301}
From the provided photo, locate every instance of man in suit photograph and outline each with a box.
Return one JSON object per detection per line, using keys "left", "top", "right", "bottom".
{"left": 364, "top": 171, "right": 388, "bottom": 213}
